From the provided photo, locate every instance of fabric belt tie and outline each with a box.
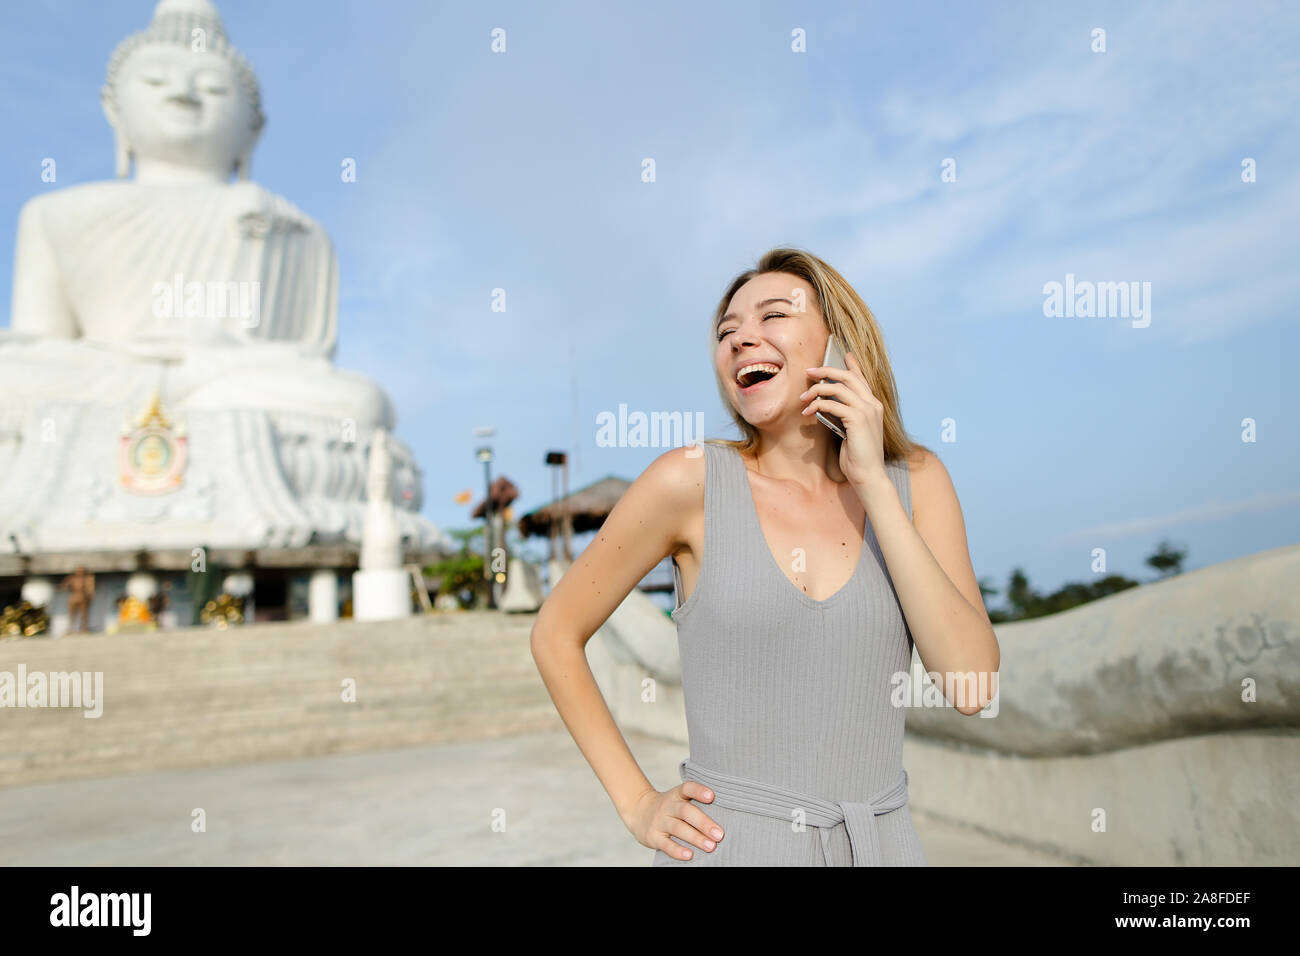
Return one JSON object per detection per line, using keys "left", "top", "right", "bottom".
{"left": 679, "top": 758, "right": 910, "bottom": 866}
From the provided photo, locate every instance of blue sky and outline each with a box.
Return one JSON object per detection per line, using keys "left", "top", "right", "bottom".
{"left": 1, "top": 0, "right": 1297, "bottom": 605}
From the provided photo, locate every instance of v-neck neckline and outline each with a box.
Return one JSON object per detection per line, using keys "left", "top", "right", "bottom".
{"left": 730, "top": 445, "right": 869, "bottom": 610}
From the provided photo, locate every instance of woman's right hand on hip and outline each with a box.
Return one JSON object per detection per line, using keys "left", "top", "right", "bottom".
{"left": 624, "top": 782, "right": 725, "bottom": 860}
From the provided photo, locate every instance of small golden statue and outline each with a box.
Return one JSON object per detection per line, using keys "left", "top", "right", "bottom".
{"left": 200, "top": 594, "right": 245, "bottom": 629}
{"left": 118, "top": 595, "right": 154, "bottom": 626}
{"left": 107, "top": 593, "right": 157, "bottom": 634}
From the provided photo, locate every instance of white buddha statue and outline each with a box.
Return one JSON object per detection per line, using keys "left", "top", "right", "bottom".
{"left": 353, "top": 426, "right": 413, "bottom": 621}
{"left": 0, "top": 0, "right": 446, "bottom": 556}
{"left": 360, "top": 428, "right": 402, "bottom": 572}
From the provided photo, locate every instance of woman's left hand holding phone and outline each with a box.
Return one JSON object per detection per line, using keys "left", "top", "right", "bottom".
{"left": 799, "top": 351, "right": 890, "bottom": 493}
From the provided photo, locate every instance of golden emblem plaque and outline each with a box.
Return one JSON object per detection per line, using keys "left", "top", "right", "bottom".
{"left": 119, "top": 390, "right": 188, "bottom": 494}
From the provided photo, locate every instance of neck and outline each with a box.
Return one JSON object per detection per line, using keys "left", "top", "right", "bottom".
{"left": 132, "top": 157, "right": 234, "bottom": 185}
{"left": 751, "top": 421, "right": 846, "bottom": 487}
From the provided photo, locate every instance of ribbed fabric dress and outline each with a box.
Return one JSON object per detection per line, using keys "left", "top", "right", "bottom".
{"left": 652, "top": 440, "right": 927, "bottom": 866}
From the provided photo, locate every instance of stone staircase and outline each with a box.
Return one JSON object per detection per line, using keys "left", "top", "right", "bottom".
{"left": 0, "top": 611, "right": 563, "bottom": 789}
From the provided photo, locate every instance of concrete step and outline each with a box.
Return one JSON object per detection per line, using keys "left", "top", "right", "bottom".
{"left": 0, "top": 612, "right": 556, "bottom": 788}
{"left": 4, "top": 687, "right": 557, "bottom": 746}
{"left": 1, "top": 705, "right": 565, "bottom": 786}
{"left": 1, "top": 708, "right": 564, "bottom": 773}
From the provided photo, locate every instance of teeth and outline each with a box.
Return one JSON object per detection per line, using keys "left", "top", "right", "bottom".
{"left": 736, "top": 363, "right": 781, "bottom": 385}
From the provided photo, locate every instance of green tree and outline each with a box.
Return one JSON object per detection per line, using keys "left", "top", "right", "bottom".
{"left": 984, "top": 539, "right": 1187, "bottom": 622}
{"left": 989, "top": 567, "right": 1139, "bottom": 622}
{"left": 1005, "top": 567, "right": 1037, "bottom": 618}
{"left": 1145, "top": 539, "right": 1186, "bottom": 578}
{"left": 425, "top": 526, "right": 488, "bottom": 608}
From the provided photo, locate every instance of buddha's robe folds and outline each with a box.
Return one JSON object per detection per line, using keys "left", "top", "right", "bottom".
{"left": 1, "top": 179, "right": 392, "bottom": 427}
{"left": 0, "top": 178, "right": 439, "bottom": 553}
{"left": 10, "top": 180, "right": 336, "bottom": 353}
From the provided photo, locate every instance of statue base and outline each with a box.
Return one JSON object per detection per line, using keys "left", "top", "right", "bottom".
{"left": 352, "top": 569, "right": 412, "bottom": 621}
{"left": 499, "top": 557, "right": 543, "bottom": 612}
{"left": 0, "top": 394, "right": 449, "bottom": 555}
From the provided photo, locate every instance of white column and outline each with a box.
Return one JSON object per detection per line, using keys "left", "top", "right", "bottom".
{"left": 125, "top": 572, "right": 159, "bottom": 602}
{"left": 309, "top": 569, "right": 339, "bottom": 622}
{"left": 352, "top": 568, "right": 411, "bottom": 621}
{"left": 21, "top": 576, "right": 55, "bottom": 608}
{"left": 21, "top": 576, "right": 63, "bottom": 636}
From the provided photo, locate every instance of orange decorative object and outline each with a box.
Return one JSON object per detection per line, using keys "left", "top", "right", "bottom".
{"left": 119, "top": 596, "right": 154, "bottom": 625}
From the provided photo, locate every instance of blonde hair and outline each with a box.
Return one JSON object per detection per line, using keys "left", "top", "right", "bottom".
{"left": 704, "top": 247, "right": 928, "bottom": 467}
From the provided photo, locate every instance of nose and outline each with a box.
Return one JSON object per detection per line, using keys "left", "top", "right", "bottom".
{"left": 166, "top": 74, "right": 202, "bottom": 106}
{"left": 725, "top": 330, "right": 763, "bottom": 381}
{"left": 728, "top": 317, "right": 762, "bottom": 350}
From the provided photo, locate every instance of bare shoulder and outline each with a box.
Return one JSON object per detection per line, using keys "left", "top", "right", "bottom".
{"left": 19, "top": 181, "right": 119, "bottom": 220}
{"left": 635, "top": 445, "right": 706, "bottom": 542}
{"left": 903, "top": 446, "right": 943, "bottom": 478}
{"left": 902, "top": 446, "right": 956, "bottom": 521}
{"left": 532, "top": 445, "right": 706, "bottom": 650}
{"left": 644, "top": 443, "right": 708, "bottom": 483}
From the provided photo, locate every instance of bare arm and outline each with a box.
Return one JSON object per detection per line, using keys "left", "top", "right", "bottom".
{"left": 860, "top": 449, "right": 999, "bottom": 715}
{"left": 10, "top": 197, "right": 77, "bottom": 337}
{"left": 529, "top": 446, "right": 701, "bottom": 826}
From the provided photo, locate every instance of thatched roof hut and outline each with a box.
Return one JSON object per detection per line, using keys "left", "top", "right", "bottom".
{"left": 516, "top": 475, "right": 631, "bottom": 538}
{"left": 514, "top": 473, "right": 677, "bottom": 593}
{"left": 470, "top": 476, "right": 520, "bottom": 520}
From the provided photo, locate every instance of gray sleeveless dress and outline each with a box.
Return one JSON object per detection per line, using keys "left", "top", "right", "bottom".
{"left": 652, "top": 441, "right": 928, "bottom": 866}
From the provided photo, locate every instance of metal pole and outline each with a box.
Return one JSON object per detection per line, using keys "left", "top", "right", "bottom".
{"left": 482, "top": 456, "right": 495, "bottom": 609}
{"left": 549, "top": 464, "right": 558, "bottom": 562}
{"left": 562, "top": 455, "right": 572, "bottom": 562}
{"left": 474, "top": 433, "right": 498, "bottom": 611}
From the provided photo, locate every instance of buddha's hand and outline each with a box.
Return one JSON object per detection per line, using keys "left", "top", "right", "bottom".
{"left": 112, "top": 327, "right": 245, "bottom": 360}
{"left": 105, "top": 335, "right": 190, "bottom": 362}
{"left": 622, "top": 782, "right": 725, "bottom": 860}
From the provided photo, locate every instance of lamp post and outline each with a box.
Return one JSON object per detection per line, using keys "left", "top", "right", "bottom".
{"left": 475, "top": 443, "right": 495, "bottom": 609}
{"left": 545, "top": 450, "right": 568, "bottom": 563}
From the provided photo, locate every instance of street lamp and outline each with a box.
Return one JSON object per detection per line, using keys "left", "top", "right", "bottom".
{"left": 475, "top": 443, "right": 495, "bottom": 609}
{"left": 545, "top": 450, "right": 569, "bottom": 562}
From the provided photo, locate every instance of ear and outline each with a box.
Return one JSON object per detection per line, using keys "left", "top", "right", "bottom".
{"left": 114, "top": 134, "right": 132, "bottom": 179}
{"left": 235, "top": 120, "right": 264, "bottom": 181}
{"left": 100, "top": 85, "right": 118, "bottom": 128}
{"left": 101, "top": 87, "right": 132, "bottom": 179}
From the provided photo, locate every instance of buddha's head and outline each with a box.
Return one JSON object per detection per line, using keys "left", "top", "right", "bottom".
{"left": 101, "top": 0, "right": 265, "bottom": 181}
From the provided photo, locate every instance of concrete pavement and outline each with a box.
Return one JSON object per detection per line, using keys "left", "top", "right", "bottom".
{"left": 0, "top": 726, "right": 1075, "bottom": 866}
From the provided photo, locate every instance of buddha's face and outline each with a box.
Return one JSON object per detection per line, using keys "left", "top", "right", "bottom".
{"left": 106, "top": 43, "right": 259, "bottom": 175}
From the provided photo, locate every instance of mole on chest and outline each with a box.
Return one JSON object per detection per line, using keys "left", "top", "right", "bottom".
{"left": 751, "top": 496, "right": 866, "bottom": 599}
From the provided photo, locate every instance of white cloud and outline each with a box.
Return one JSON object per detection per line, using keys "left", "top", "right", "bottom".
{"left": 1054, "top": 488, "right": 1300, "bottom": 545}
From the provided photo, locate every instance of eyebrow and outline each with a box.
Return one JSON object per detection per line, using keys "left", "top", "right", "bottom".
{"left": 717, "top": 297, "right": 794, "bottom": 331}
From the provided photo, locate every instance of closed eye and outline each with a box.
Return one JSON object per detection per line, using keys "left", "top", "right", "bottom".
{"left": 717, "top": 312, "right": 786, "bottom": 341}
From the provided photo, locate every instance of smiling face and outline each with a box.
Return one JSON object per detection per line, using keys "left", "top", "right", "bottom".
{"left": 714, "top": 271, "right": 831, "bottom": 432}
{"left": 106, "top": 43, "right": 259, "bottom": 175}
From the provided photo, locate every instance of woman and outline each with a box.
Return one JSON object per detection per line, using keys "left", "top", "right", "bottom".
{"left": 531, "top": 248, "right": 999, "bottom": 865}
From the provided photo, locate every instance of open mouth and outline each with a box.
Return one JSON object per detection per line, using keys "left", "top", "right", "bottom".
{"left": 736, "top": 363, "right": 782, "bottom": 393}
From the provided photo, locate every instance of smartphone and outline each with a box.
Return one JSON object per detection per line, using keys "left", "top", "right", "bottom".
{"left": 814, "top": 333, "right": 849, "bottom": 439}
